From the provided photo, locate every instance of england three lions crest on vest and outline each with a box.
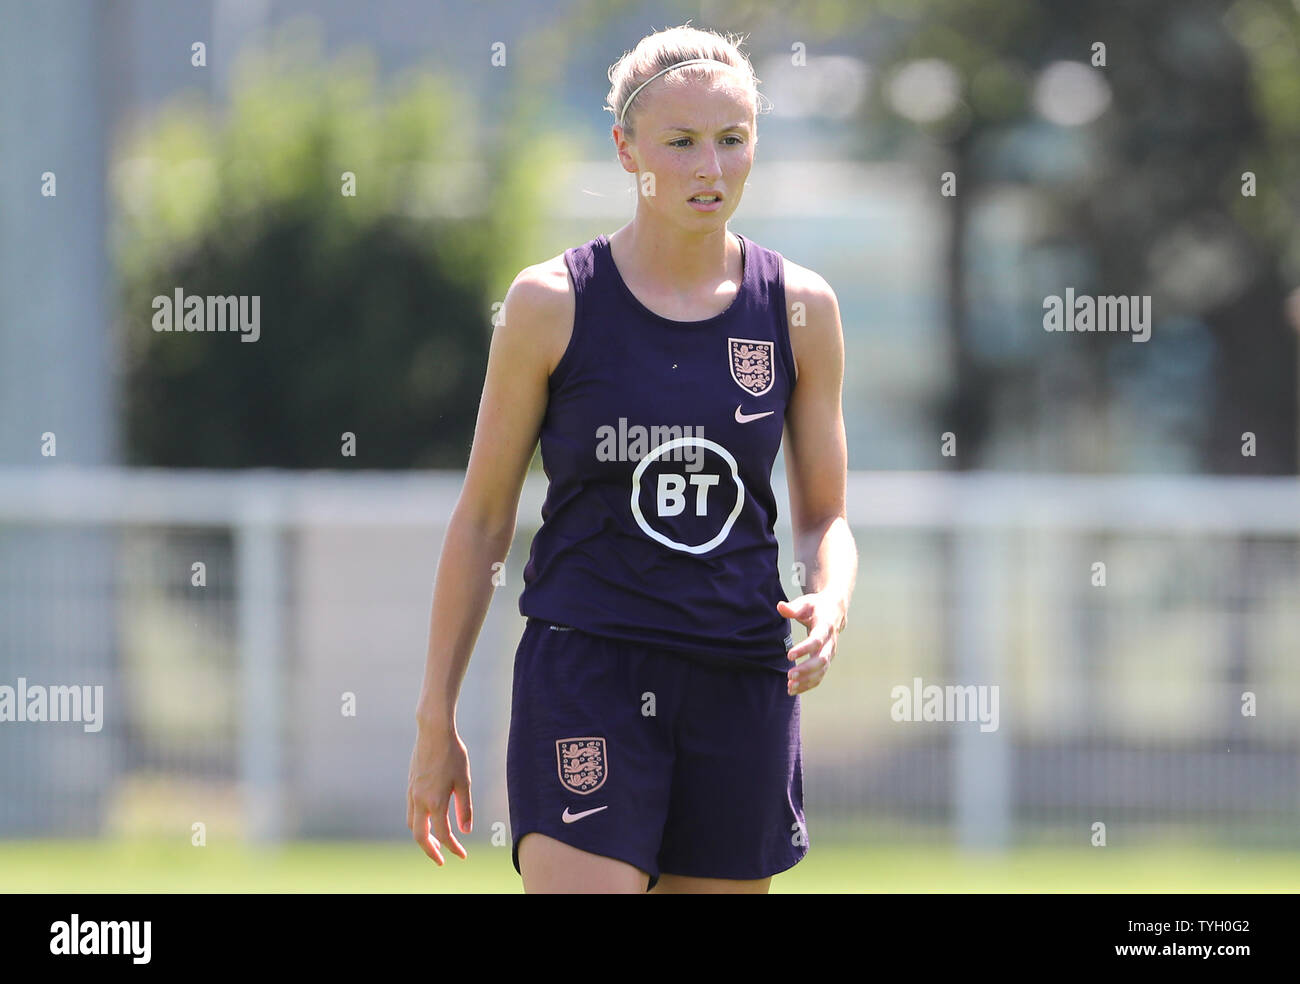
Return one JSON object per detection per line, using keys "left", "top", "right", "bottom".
{"left": 728, "top": 337, "right": 775, "bottom": 396}
{"left": 556, "top": 737, "right": 608, "bottom": 794}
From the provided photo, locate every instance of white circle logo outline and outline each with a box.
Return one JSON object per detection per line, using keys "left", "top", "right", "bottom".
{"left": 629, "top": 436, "right": 745, "bottom": 554}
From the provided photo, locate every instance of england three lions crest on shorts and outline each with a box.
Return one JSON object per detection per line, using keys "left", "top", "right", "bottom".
{"left": 556, "top": 737, "right": 608, "bottom": 794}
{"left": 728, "top": 337, "right": 775, "bottom": 396}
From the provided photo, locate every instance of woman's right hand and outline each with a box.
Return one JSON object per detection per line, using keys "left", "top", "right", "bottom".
{"left": 406, "top": 722, "right": 473, "bottom": 864}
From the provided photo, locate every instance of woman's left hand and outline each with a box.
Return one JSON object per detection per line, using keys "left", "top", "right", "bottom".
{"left": 777, "top": 593, "right": 845, "bottom": 696}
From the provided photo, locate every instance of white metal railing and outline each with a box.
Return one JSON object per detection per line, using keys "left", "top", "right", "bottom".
{"left": 1, "top": 466, "right": 1296, "bottom": 845}
{"left": 2, "top": 467, "right": 1296, "bottom": 530}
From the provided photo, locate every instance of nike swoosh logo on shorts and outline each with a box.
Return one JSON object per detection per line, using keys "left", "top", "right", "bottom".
{"left": 735, "top": 405, "right": 775, "bottom": 423}
{"left": 561, "top": 806, "right": 608, "bottom": 823}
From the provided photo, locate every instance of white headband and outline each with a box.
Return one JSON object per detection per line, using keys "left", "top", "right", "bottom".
{"left": 618, "top": 58, "right": 736, "bottom": 127}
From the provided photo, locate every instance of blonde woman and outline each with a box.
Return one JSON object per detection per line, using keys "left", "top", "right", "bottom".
{"left": 407, "top": 23, "right": 857, "bottom": 894}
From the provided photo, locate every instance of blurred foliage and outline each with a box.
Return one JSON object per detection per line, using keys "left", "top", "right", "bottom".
{"left": 113, "top": 2, "right": 1298, "bottom": 472}
{"left": 114, "top": 23, "right": 567, "bottom": 469}
{"left": 715, "top": 0, "right": 1299, "bottom": 472}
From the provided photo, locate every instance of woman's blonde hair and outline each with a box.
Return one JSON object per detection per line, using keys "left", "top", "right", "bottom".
{"left": 605, "top": 22, "right": 768, "bottom": 140}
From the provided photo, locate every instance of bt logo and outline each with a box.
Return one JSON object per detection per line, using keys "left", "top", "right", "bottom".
{"left": 630, "top": 437, "right": 745, "bottom": 554}
{"left": 655, "top": 472, "right": 719, "bottom": 516}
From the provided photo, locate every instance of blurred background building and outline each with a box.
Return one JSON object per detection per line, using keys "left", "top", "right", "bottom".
{"left": 1, "top": 0, "right": 1298, "bottom": 867}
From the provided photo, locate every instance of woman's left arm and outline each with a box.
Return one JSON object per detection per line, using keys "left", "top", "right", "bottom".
{"left": 778, "top": 263, "right": 858, "bottom": 696}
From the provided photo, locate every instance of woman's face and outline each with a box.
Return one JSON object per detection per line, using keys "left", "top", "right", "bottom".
{"left": 615, "top": 77, "right": 756, "bottom": 230}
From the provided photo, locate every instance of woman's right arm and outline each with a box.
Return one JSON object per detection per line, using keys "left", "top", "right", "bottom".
{"left": 406, "top": 258, "right": 573, "bottom": 864}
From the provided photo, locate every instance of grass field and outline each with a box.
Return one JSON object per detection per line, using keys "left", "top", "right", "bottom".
{"left": 3, "top": 839, "right": 1298, "bottom": 892}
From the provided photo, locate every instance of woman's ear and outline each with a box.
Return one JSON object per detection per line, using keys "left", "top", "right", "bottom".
{"left": 612, "top": 125, "right": 637, "bottom": 174}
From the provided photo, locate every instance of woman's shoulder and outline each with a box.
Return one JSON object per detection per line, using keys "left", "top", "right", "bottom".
{"left": 775, "top": 251, "right": 835, "bottom": 307}
{"left": 739, "top": 234, "right": 835, "bottom": 303}
{"left": 769, "top": 251, "right": 841, "bottom": 385}
{"left": 509, "top": 251, "right": 573, "bottom": 304}
{"left": 502, "top": 250, "right": 578, "bottom": 378}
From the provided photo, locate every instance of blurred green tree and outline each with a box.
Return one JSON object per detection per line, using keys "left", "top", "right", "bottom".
{"left": 709, "top": 0, "right": 1299, "bottom": 473}
{"left": 115, "top": 27, "right": 565, "bottom": 469}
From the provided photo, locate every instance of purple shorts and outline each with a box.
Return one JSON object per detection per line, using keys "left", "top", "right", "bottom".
{"left": 506, "top": 617, "right": 807, "bottom": 890}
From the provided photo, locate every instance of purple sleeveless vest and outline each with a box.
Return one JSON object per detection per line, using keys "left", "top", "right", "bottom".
{"left": 518, "top": 231, "right": 797, "bottom": 673}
